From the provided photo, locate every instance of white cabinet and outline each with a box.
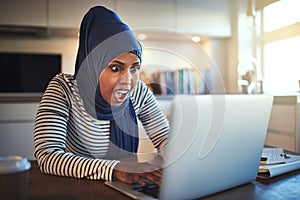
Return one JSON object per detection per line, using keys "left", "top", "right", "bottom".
{"left": 0, "top": 0, "right": 231, "bottom": 37}
{"left": 117, "top": 0, "right": 231, "bottom": 36}
{"left": 0, "top": 0, "right": 47, "bottom": 26}
{"left": 116, "top": 0, "right": 176, "bottom": 31}
{"left": 0, "top": 101, "right": 39, "bottom": 160}
{"left": 0, "top": 123, "right": 36, "bottom": 160}
{"left": 176, "top": 0, "right": 231, "bottom": 37}
{"left": 48, "top": 0, "right": 114, "bottom": 28}
{"left": 265, "top": 95, "right": 300, "bottom": 152}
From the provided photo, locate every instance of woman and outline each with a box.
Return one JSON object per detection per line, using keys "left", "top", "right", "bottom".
{"left": 34, "top": 6, "right": 169, "bottom": 186}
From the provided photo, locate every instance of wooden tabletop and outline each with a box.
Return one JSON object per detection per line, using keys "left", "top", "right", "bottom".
{"left": 28, "top": 161, "right": 130, "bottom": 200}
{"left": 28, "top": 161, "right": 300, "bottom": 200}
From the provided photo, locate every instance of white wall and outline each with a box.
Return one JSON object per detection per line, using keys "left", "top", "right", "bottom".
{"left": 140, "top": 39, "right": 213, "bottom": 71}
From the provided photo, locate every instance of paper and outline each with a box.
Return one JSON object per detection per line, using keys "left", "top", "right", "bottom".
{"left": 257, "top": 148, "right": 300, "bottom": 179}
{"left": 260, "top": 147, "right": 286, "bottom": 165}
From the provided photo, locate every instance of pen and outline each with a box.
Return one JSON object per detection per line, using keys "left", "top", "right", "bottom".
{"left": 260, "top": 157, "right": 267, "bottom": 165}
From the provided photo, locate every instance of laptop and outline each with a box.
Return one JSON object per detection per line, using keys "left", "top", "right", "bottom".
{"left": 105, "top": 94, "right": 274, "bottom": 200}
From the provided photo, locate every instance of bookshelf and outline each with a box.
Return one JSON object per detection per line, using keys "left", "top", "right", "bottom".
{"left": 140, "top": 68, "right": 206, "bottom": 96}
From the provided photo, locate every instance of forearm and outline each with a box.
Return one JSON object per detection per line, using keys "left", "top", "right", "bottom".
{"left": 35, "top": 149, "right": 119, "bottom": 180}
{"left": 139, "top": 99, "right": 170, "bottom": 152}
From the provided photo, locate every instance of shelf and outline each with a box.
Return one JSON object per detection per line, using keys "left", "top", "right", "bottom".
{"left": 0, "top": 93, "right": 42, "bottom": 102}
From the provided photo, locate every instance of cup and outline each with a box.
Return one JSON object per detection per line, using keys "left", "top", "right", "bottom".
{"left": 0, "top": 156, "right": 31, "bottom": 200}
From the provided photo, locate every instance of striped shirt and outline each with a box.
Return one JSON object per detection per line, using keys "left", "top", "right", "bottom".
{"left": 34, "top": 73, "right": 169, "bottom": 180}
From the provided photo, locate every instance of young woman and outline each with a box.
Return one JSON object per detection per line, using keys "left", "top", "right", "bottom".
{"left": 34, "top": 6, "right": 169, "bottom": 186}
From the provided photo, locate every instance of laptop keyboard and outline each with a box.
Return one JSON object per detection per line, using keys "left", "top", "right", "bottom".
{"left": 133, "top": 183, "right": 160, "bottom": 199}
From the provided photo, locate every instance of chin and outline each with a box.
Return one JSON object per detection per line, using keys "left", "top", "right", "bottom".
{"left": 111, "top": 103, "right": 122, "bottom": 107}
{"left": 111, "top": 100, "right": 124, "bottom": 107}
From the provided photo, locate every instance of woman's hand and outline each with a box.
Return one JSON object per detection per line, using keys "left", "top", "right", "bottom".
{"left": 113, "top": 155, "right": 164, "bottom": 186}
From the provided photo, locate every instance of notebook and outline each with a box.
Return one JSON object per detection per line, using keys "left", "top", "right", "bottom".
{"left": 105, "top": 94, "right": 274, "bottom": 200}
{"left": 258, "top": 147, "right": 300, "bottom": 179}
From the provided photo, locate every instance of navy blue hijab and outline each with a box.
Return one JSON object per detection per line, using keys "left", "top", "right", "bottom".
{"left": 74, "top": 6, "right": 142, "bottom": 159}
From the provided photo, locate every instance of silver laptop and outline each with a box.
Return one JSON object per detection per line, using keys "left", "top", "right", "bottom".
{"left": 105, "top": 94, "right": 274, "bottom": 200}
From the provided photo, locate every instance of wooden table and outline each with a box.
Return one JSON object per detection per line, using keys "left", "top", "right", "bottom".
{"left": 28, "top": 161, "right": 130, "bottom": 200}
{"left": 28, "top": 161, "right": 300, "bottom": 200}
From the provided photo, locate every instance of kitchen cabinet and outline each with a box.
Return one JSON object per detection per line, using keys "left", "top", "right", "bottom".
{"left": 0, "top": 99, "right": 39, "bottom": 160}
{"left": 116, "top": 0, "right": 176, "bottom": 31}
{"left": 0, "top": 0, "right": 47, "bottom": 27}
{"left": 48, "top": 0, "right": 114, "bottom": 28}
{"left": 176, "top": 0, "right": 231, "bottom": 37}
{"left": 49, "top": 0, "right": 175, "bottom": 30}
{"left": 116, "top": 0, "right": 231, "bottom": 37}
{"left": 0, "top": 0, "right": 231, "bottom": 37}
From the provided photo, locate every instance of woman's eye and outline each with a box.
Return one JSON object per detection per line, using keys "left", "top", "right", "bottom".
{"left": 110, "top": 65, "right": 122, "bottom": 72}
{"left": 130, "top": 66, "right": 140, "bottom": 73}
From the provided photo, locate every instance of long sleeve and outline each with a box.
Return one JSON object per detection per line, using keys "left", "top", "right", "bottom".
{"left": 34, "top": 74, "right": 119, "bottom": 180}
{"left": 131, "top": 81, "right": 170, "bottom": 154}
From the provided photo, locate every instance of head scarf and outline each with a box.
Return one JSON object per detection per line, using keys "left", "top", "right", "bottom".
{"left": 74, "top": 6, "right": 142, "bottom": 158}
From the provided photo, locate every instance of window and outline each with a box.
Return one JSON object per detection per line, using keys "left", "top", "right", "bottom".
{"left": 263, "top": 0, "right": 300, "bottom": 32}
{"left": 263, "top": 36, "right": 300, "bottom": 92}
{"left": 258, "top": 0, "right": 300, "bottom": 92}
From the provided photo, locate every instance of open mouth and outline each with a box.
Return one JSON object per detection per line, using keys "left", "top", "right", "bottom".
{"left": 113, "top": 89, "right": 130, "bottom": 104}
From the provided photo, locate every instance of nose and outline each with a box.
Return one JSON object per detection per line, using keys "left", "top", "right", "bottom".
{"left": 119, "top": 69, "right": 132, "bottom": 84}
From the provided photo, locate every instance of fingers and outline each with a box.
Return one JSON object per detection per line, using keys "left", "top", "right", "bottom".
{"left": 134, "top": 176, "right": 149, "bottom": 186}
{"left": 113, "top": 161, "right": 164, "bottom": 186}
{"left": 151, "top": 169, "right": 163, "bottom": 179}
{"left": 138, "top": 170, "right": 162, "bottom": 186}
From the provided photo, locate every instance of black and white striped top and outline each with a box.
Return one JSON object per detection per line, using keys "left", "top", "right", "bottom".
{"left": 34, "top": 73, "right": 169, "bottom": 181}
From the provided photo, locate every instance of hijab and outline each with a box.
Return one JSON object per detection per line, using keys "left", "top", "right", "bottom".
{"left": 74, "top": 6, "right": 142, "bottom": 159}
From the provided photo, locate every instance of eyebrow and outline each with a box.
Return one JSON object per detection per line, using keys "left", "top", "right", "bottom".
{"left": 111, "top": 60, "right": 140, "bottom": 65}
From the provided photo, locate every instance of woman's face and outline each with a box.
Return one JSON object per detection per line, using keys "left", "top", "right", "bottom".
{"left": 99, "top": 52, "right": 141, "bottom": 106}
